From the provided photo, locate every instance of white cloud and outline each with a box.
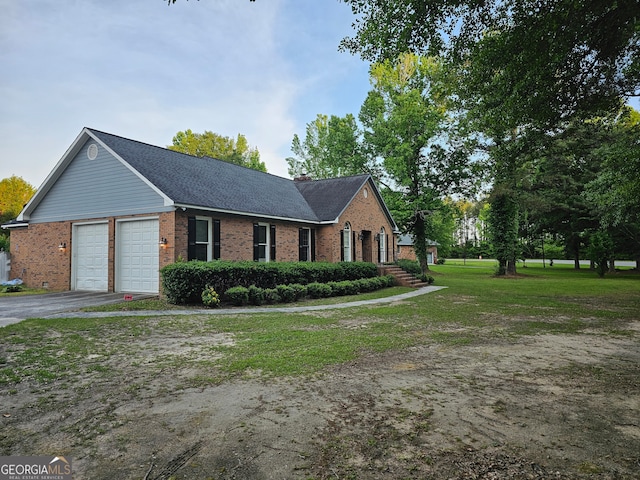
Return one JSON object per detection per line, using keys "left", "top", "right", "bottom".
{"left": 0, "top": 0, "right": 371, "bottom": 188}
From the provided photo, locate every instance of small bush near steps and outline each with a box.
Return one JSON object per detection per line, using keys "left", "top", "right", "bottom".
{"left": 201, "top": 286, "right": 221, "bottom": 308}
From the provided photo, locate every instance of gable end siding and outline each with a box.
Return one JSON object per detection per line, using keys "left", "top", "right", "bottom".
{"left": 29, "top": 139, "right": 170, "bottom": 223}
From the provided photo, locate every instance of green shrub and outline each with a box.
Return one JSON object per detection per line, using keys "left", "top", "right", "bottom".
{"left": 161, "top": 260, "right": 378, "bottom": 304}
{"left": 201, "top": 286, "right": 221, "bottom": 308}
{"left": 396, "top": 259, "right": 422, "bottom": 275}
{"left": 224, "top": 286, "right": 249, "bottom": 306}
{"left": 289, "top": 283, "right": 307, "bottom": 301}
{"left": 328, "top": 280, "right": 360, "bottom": 296}
{"left": 327, "top": 281, "right": 345, "bottom": 296}
{"left": 353, "top": 278, "right": 373, "bottom": 292}
{"left": 276, "top": 284, "right": 297, "bottom": 303}
{"left": 3, "top": 284, "right": 22, "bottom": 293}
{"left": 307, "top": 282, "right": 333, "bottom": 298}
{"left": 263, "top": 288, "right": 281, "bottom": 304}
{"left": 382, "top": 275, "right": 396, "bottom": 287}
{"left": 0, "top": 234, "right": 9, "bottom": 252}
{"left": 420, "top": 274, "right": 435, "bottom": 285}
{"left": 248, "top": 285, "right": 265, "bottom": 306}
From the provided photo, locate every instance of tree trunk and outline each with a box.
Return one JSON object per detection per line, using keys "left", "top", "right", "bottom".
{"left": 413, "top": 213, "right": 430, "bottom": 275}
{"left": 488, "top": 192, "right": 519, "bottom": 276}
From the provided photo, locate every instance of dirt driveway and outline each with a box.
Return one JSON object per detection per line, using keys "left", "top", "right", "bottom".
{"left": 1, "top": 309, "right": 638, "bottom": 480}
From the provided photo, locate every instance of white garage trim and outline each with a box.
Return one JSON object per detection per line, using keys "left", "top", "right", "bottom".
{"left": 72, "top": 222, "right": 109, "bottom": 291}
{"left": 116, "top": 217, "right": 159, "bottom": 293}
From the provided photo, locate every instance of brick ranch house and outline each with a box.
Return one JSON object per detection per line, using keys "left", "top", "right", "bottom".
{"left": 396, "top": 234, "right": 438, "bottom": 264}
{"left": 4, "top": 128, "right": 399, "bottom": 294}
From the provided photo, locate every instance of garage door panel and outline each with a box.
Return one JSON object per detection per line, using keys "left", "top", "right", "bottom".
{"left": 117, "top": 219, "right": 159, "bottom": 293}
{"left": 74, "top": 223, "right": 109, "bottom": 291}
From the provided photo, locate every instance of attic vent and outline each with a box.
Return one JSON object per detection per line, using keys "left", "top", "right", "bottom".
{"left": 87, "top": 143, "right": 98, "bottom": 160}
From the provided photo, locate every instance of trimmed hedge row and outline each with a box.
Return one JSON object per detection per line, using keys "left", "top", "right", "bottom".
{"left": 160, "top": 260, "right": 380, "bottom": 304}
{"left": 223, "top": 275, "right": 396, "bottom": 306}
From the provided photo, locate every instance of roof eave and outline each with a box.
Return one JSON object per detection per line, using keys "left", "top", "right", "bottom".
{"left": 173, "top": 204, "right": 321, "bottom": 225}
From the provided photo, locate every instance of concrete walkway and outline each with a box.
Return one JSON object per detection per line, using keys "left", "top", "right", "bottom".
{"left": 2, "top": 286, "right": 446, "bottom": 326}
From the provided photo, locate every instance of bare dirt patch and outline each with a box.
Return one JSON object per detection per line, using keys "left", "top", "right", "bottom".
{"left": 1, "top": 322, "right": 639, "bottom": 479}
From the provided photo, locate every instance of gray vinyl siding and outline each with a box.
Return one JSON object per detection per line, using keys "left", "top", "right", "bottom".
{"left": 29, "top": 139, "right": 170, "bottom": 223}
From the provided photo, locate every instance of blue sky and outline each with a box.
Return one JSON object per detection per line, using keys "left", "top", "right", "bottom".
{"left": 0, "top": 0, "right": 371, "bottom": 187}
{"left": 2, "top": 1, "right": 638, "bottom": 190}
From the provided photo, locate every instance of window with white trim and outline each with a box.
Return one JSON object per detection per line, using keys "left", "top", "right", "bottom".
{"left": 188, "top": 216, "right": 220, "bottom": 261}
{"left": 379, "top": 227, "right": 386, "bottom": 263}
{"left": 343, "top": 222, "right": 352, "bottom": 262}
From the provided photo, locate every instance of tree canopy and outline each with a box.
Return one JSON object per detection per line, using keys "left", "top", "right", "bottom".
{"left": 169, "top": 129, "right": 267, "bottom": 172}
{"left": 286, "top": 114, "right": 368, "bottom": 179}
{"left": 0, "top": 175, "right": 36, "bottom": 225}
{"left": 289, "top": 54, "right": 482, "bottom": 272}
{"left": 341, "top": 0, "right": 640, "bottom": 129}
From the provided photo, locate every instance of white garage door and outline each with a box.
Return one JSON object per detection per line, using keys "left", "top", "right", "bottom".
{"left": 73, "top": 223, "right": 109, "bottom": 291}
{"left": 117, "top": 219, "right": 159, "bottom": 293}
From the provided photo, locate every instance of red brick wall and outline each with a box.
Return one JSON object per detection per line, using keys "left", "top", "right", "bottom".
{"left": 397, "top": 245, "right": 417, "bottom": 261}
{"left": 10, "top": 212, "right": 176, "bottom": 292}
{"left": 174, "top": 212, "right": 310, "bottom": 262}
{"left": 397, "top": 244, "right": 438, "bottom": 263}
{"left": 9, "top": 222, "right": 72, "bottom": 291}
{"left": 316, "top": 181, "right": 397, "bottom": 263}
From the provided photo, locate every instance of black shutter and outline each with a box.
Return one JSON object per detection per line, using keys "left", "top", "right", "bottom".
{"left": 298, "top": 228, "right": 305, "bottom": 261}
{"left": 352, "top": 232, "right": 357, "bottom": 261}
{"left": 187, "top": 216, "right": 196, "bottom": 261}
{"left": 377, "top": 234, "right": 381, "bottom": 264}
{"left": 340, "top": 230, "right": 344, "bottom": 261}
{"left": 270, "top": 225, "right": 276, "bottom": 261}
{"left": 213, "top": 220, "right": 221, "bottom": 260}
{"left": 386, "top": 234, "right": 390, "bottom": 263}
{"left": 311, "top": 229, "right": 316, "bottom": 262}
{"left": 253, "top": 223, "right": 259, "bottom": 261}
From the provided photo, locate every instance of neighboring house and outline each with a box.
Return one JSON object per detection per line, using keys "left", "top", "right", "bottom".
{"left": 396, "top": 234, "right": 438, "bottom": 264}
{"left": 3, "top": 128, "right": 398, "bottom": 294}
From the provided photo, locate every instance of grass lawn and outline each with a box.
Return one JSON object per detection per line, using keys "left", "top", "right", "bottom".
{"left": 0, "top": 287, "right": 50, "bottom": 297}
{"left": 2, "top": 262, "right": 638, "bottom": 383}
{"left": 1, "top": 262, "right": 639, "bottom": 479}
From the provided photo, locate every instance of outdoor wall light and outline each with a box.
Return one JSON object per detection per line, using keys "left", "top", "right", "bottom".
{"left": 358, "top": 232, "right": 364, "bottom": 241}
{"left": 159, "top": 238, "right": 168, "bottom": 248}
{"left": 58, "top": 242, "right": 67, "bottom": 251}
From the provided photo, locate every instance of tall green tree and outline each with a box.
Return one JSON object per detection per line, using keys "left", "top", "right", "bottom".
{"left": 169, "top": 129, "right": 267, "bottom": 172}
{"left": 0, "top": 175, "right": 36, "bottom": 225}
{"left": 585, "top": 107, "right": 640, "bottom": 267}
{"left": 286, "top": 114, "right": 369, "bottom": 179}
{"left": 0, "top": 175, "right": 36, "bottom": 249}
{"left": 518, "top": 120, "right": 605, "bottom": 268}
{"left": 359, "top": 53, "right": 480, "bottom": 273}
{"left": 341, "top": 0, "right": 639, "bottom": 275}
{"left": 341, "top": 0, "right": 639, "bottom": 128}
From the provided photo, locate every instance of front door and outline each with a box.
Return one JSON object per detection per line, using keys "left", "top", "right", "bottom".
{"left": 361, "top": 230, "right": 372, "bottom": 263}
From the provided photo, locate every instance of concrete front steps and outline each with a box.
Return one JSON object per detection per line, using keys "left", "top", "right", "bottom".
{"left": 378, "top": 265, "right": 431, "bottom": 288}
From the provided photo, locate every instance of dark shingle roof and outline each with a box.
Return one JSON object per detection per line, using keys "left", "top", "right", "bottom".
{"left": 293, "top": 175, "right": 370, "bottom": 222}
{"left": 90, "top": 129, "right": 320, "bottom": 222}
